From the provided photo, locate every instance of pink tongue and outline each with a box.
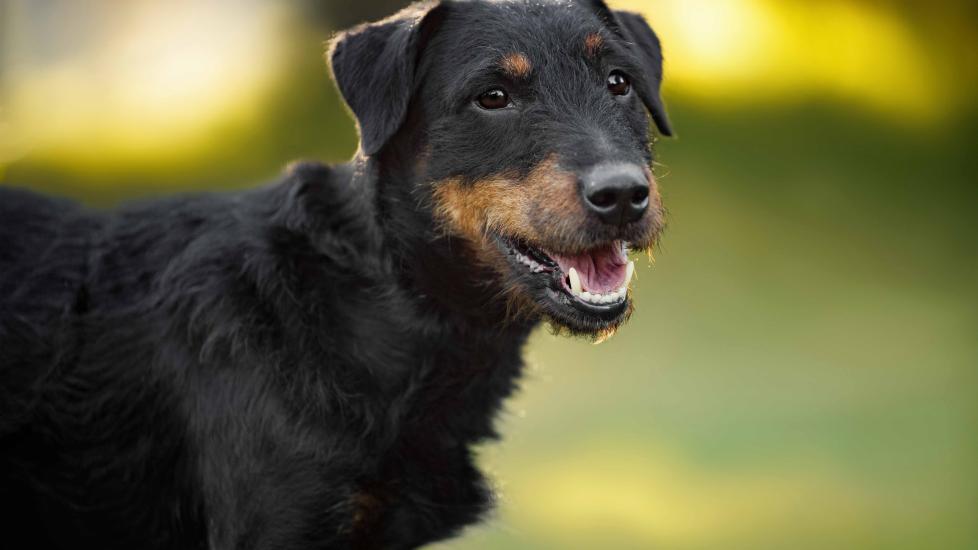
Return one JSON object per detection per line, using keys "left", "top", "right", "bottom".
{"left": 552, "top": 243, "right": 628, "bottom": 294}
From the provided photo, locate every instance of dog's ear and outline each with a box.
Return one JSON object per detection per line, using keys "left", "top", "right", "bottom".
{"left": 613, "top": 11, "right": 673, "bottom": 137}
{"left": 583, "top": 1, "right": 673, "bottom": 137}
{"left": 328, "top": 2, "right": 449, "bottom": 156}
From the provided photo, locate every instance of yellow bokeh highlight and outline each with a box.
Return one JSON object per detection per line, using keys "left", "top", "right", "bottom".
{"left": 2, "top": 0, "right": 971, "bottom": 175}
{"left": 613, "top": 0, "right": 952, "bottom": 122}
{"left": 0, "top": 1, "right": 289, "bottom": 169}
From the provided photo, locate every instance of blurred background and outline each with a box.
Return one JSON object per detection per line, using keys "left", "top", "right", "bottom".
{"left": 1, "top": 0, "right": 976, "bottom": 548}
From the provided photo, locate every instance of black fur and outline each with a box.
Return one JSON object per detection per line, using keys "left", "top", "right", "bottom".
{"left": 0, "top": 1, "right": 670, "bottom": 548}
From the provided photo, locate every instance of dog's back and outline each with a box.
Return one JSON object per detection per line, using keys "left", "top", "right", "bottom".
{"left": 0, "top": 186, "right": 213, "bottom": 547}
{"left": 0, "top": 188, "right": 93, "bottom": 433}
{"left": 0, "top": 188, "right": 95, "bottom": 544}
{"left": 0, "top": 172, "right": 377, "bottom": 548}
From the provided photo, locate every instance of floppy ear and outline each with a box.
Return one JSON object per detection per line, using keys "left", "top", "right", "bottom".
{"left": 613, "top": 10, "right": 673, "bottom": 137}
{"left": 328, "top": 2, "right": 449, "bottom": 156}
{"left": 582, "top": 1, "right": 673, "bottom": 136}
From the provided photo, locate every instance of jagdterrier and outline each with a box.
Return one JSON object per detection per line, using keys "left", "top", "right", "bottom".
{"left": 0, "top": 0, "right": 672, "bottom": 548}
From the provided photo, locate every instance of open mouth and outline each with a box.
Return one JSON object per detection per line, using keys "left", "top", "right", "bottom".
{"left": 497, "top": 236, "right": 636, "bottom": 318}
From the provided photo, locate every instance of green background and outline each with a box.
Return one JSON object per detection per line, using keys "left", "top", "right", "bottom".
{"left": 1, "top": 1, "right": 975, "bottom": 548}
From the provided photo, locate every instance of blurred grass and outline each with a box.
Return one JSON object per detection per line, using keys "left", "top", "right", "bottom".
{"left": 2, "top": 1, "right": 977, "bottom": 548}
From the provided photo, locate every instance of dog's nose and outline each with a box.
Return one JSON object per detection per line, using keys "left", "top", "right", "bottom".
{"left": 581, "top": 164, "right": 650, "bottom": 226}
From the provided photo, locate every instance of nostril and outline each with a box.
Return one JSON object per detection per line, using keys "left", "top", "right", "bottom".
{"left": 588, "top": 189, "right": 618, "bottom": 209}
{"left": 630, "top": 186, "right": 649, "bottom": 205}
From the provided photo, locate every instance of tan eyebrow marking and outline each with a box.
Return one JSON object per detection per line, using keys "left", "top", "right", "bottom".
{"left": 500, "top": 53, "right": 533, "bottom": 79}
{"left": 584, "top": 32, "right": 605, "bottom": 58}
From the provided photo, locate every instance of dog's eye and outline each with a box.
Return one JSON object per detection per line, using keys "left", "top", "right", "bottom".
{"left": 477, "top": 88, "right": 510, "bottom": 110}
{"left": 607, "top": 71, "right": 631, "bottom": 96}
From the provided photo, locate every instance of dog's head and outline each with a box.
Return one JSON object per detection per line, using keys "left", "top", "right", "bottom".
{"left": 329, "top": 0, "right": 672, "bottom": 337}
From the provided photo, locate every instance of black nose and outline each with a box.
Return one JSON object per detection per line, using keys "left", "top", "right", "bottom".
{"left": 582, "top": 164, "right": 650, "bottom": 226}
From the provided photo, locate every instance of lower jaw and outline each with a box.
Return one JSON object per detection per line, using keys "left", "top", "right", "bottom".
{"left": 540, "top": 285, "right": 632, "bottom": 336}
{"left": 548, "top": 284, "right": 629, "bottom": 316}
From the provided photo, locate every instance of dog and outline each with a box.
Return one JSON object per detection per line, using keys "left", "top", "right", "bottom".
{"left": 0, "top": 1, "right": 672, "bottom": 548}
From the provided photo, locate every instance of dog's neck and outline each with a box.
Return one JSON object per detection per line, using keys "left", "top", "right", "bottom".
{"left": 342, "top": 151, "right": 537, "bottom": 336}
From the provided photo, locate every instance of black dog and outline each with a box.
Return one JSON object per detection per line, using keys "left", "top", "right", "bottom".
{"left": 0, "top": 1, "right": 672, "bottom": 548}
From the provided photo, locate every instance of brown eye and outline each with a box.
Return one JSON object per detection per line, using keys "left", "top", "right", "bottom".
{"left": 477, "top": 88, "right": 510, "bottom": 110}
{"left": 608, "top": 71, "right": 631, "bottom": 96}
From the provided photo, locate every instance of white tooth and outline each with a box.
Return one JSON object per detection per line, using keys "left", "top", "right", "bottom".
{"left": 581, "top": 291, "right": 594, "bottom": 302}
{"left": 568, "top": 268, "right": 582, "bottom": 295}
{"left": 600, "top": 294, "right": 613, "bottom": 304}
{"left": 625, "top": 261, "right": 635, "bottom": 285}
